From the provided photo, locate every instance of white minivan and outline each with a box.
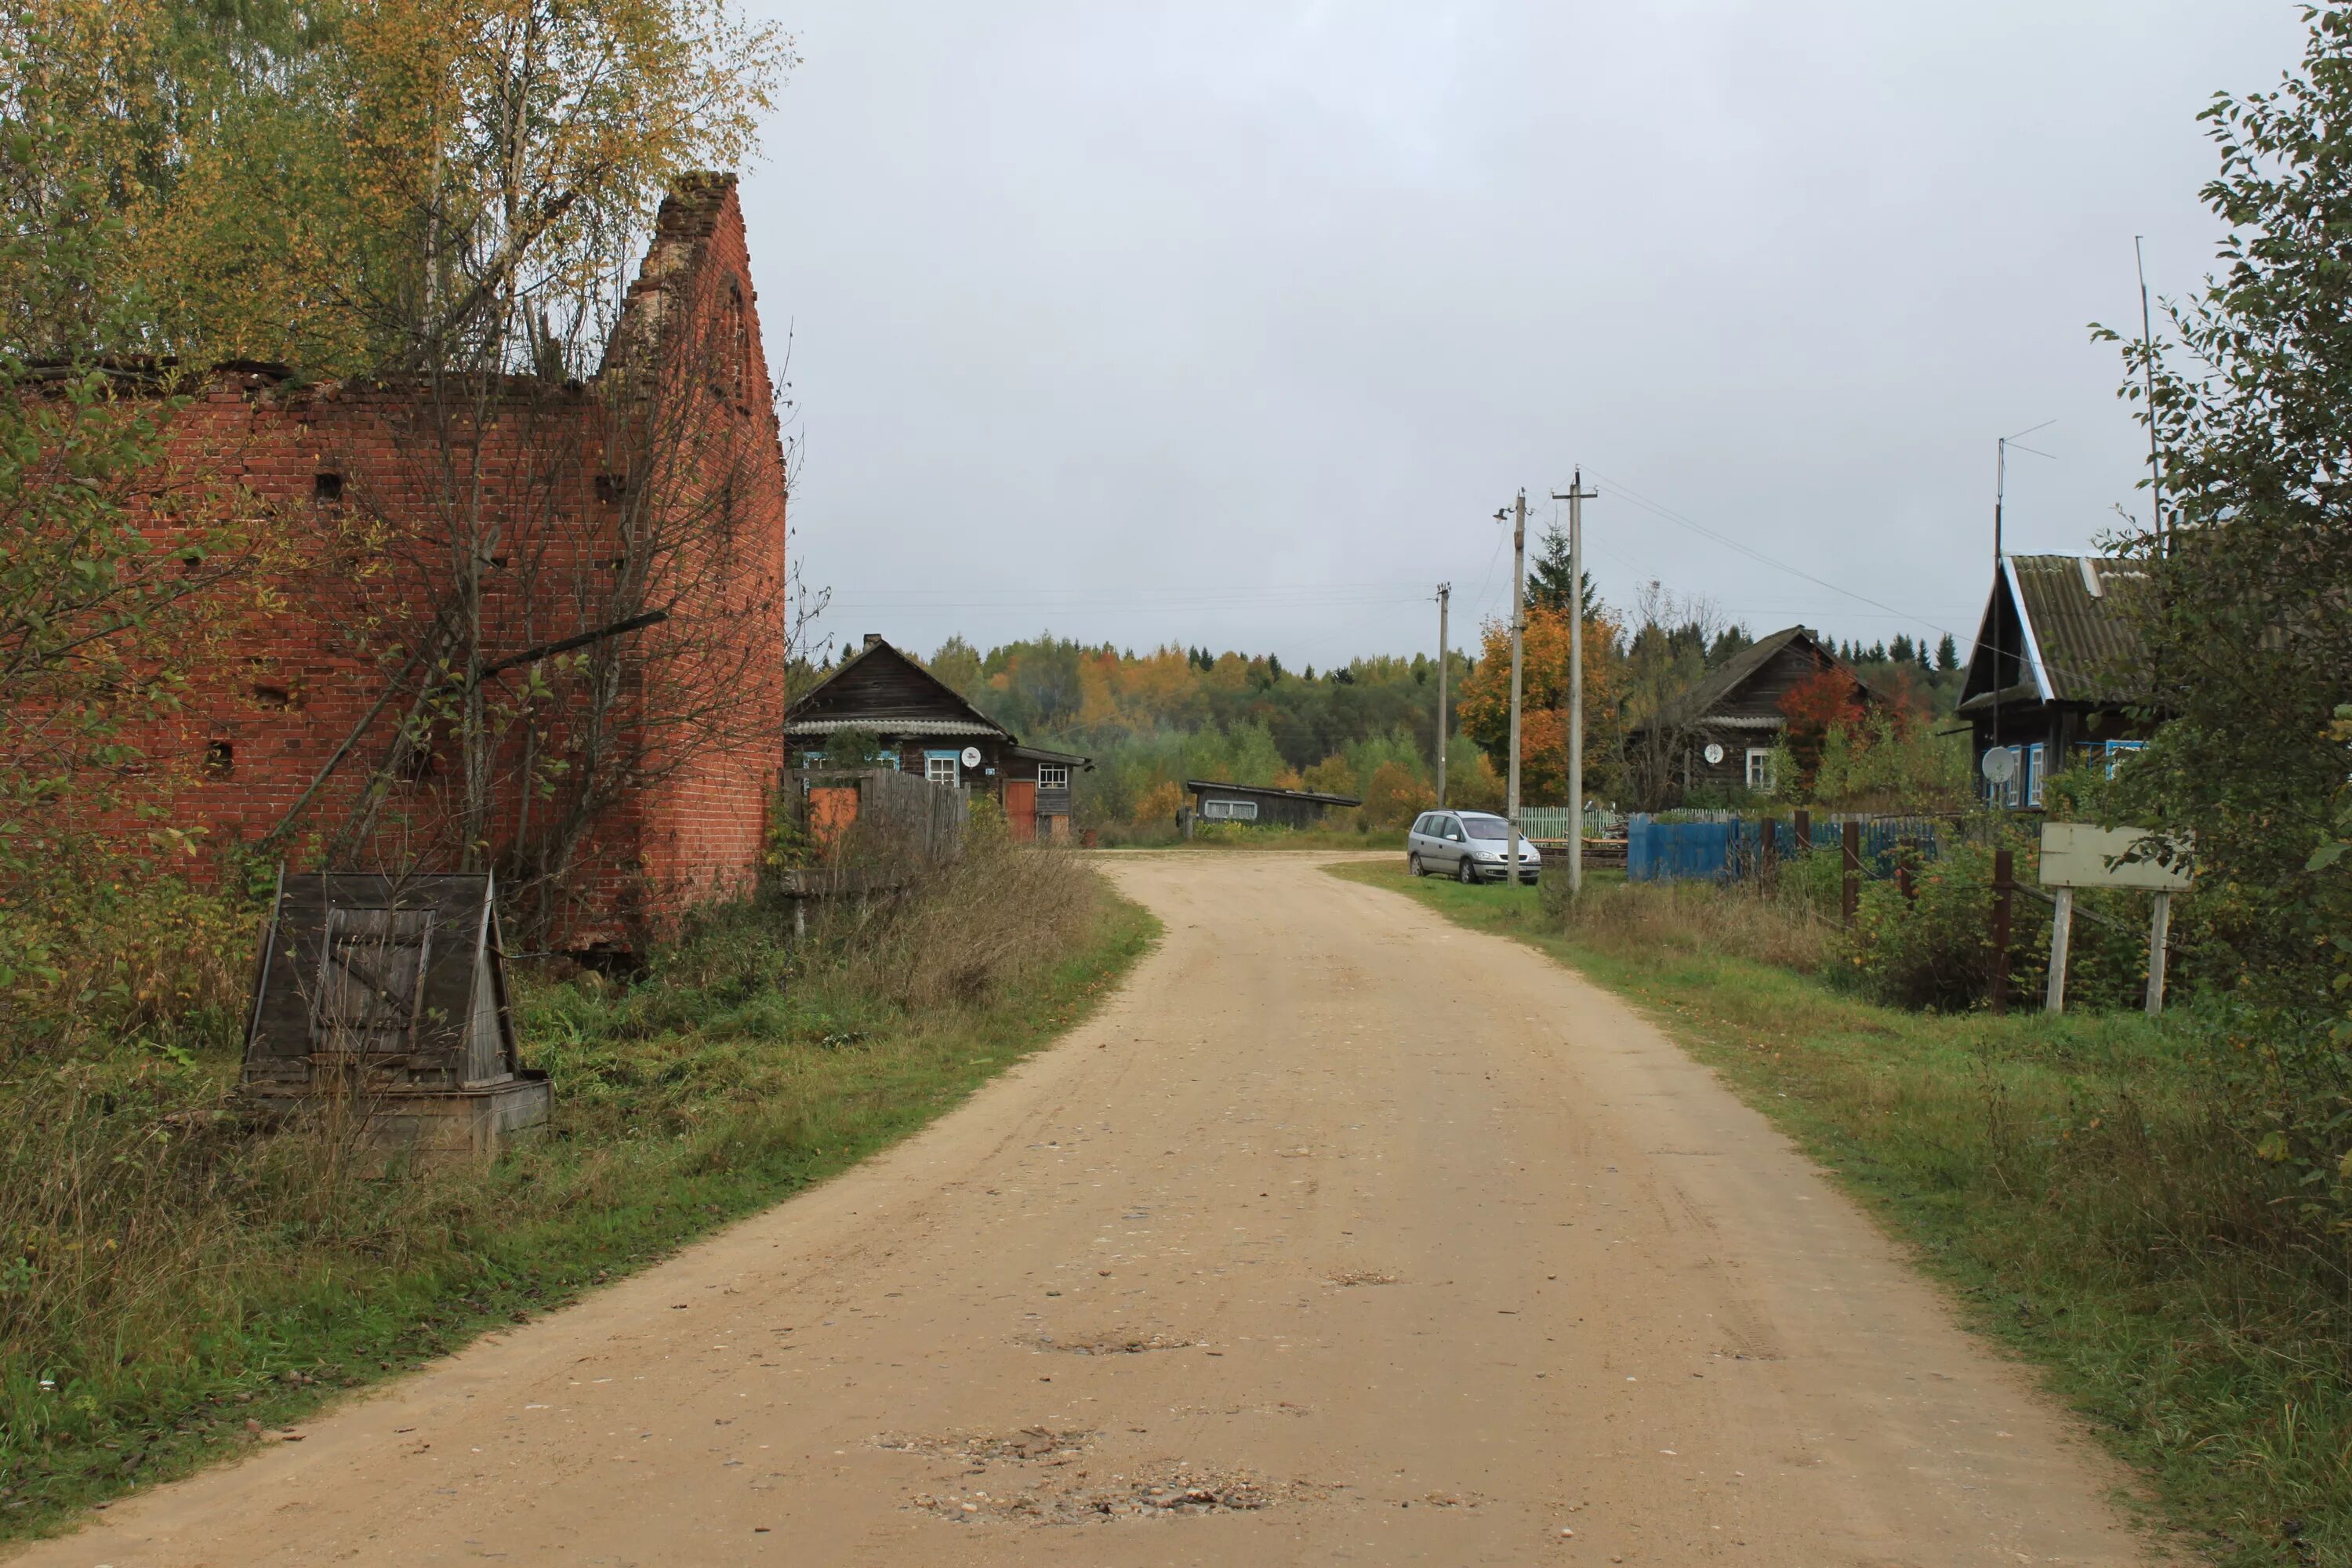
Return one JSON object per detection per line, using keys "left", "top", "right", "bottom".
{"left": 1406, "top": 811, "right": 1541, "bottom": 884}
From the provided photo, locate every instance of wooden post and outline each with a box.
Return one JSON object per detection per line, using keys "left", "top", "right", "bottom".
{"left": 2045, "top": 886, "right": 2074, "bottom": 1014}
{"left": 1840, "top": 820, "right": 1861, "bottom": 927}
{"left": 1759, "top": 816, "right": 1777, "bottom": 892}
{"left": 1990, "top": 848, "right": 2013, "bottom": 1014}
{"left": 1793, "top": 808, "right": 1811, "bottom": 855}
{"left": 2145, "top": 889, "right": 2172, "bottom": 1018}
{"left": 1896, "top": 837, "right": 1918, "bottom": 905}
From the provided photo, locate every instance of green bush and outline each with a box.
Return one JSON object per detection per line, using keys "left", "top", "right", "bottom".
{"left": 1838, "top": 833, "right": 2175, "bottom": 1014}
{"left": 1841, "top": 840, "right": 2042, "bottom": 1011}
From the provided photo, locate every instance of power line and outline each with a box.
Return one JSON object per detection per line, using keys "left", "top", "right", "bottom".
{"left": 1581, "top": 466, "right": 1955, "bottom": 635}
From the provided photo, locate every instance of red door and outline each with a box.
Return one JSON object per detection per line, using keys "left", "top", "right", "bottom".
{"left": 1004, "top": 779, "right": 1037, "bottom": 842}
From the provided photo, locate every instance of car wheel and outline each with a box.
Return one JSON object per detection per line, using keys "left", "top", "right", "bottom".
{"left": 1456, "top": 857, "right": 1476, "bottom": 884}
{"left": 1407, "top": 853, "right": 1423, "bottom": 877}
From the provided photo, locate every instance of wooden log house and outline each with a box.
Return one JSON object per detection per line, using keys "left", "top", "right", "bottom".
{"left": 786, "top": 636, "right": 1091, "bottom": 842}
{"left": 1956, "top": 554, "right": 2155, "bottom": 809}
{"left": 1627, "top": 626, "right": 1878, "bottom": 799}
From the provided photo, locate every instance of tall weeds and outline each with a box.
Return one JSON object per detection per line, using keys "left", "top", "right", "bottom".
{"left": 1544, "top": 875, "right": 1836, "bottom": 975}
{"left": 0, "top": 833, "right": 1137, "bottom": 1532}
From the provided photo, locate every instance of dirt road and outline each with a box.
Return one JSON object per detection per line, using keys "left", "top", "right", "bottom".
{"left": 16, "top": 854, "right": 2151, "bottom": 1566}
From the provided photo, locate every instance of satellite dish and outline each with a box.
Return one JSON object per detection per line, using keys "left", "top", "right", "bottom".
{"left": 1702, "top": 742, "right": 1726, "bottom": 766}
{"left": 1980, "top": 747, "right": 2017, "bottom": 783}
{"left": 960, "top": 745, "right": 982, "bottom": 769}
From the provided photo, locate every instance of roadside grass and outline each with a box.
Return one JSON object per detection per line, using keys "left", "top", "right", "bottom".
{"left": 0, "top": 848, "right": 1156, "bottom": 1540}
{"left": 1330, "top": 861, "right": 2352, "bottom": 1567}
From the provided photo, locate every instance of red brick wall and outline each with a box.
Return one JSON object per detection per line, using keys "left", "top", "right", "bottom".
{"left": 104, "top": 178, "right": 788, "bottom": 949}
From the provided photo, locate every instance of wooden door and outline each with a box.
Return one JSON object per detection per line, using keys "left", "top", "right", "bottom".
{"left": 1005, "top": 779, "right": 1037, "bottom": 842}
{"left": 309, "top": 906, "right": 435, "bottom": 1068}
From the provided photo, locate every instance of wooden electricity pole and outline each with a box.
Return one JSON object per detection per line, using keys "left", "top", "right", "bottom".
{"left": 1552, "top": 470, "right": 1597, "bottom": 897}
{"left": 1435, "top": 583, "right": 1451, "bottom": 811}
{"left": 1504, "top": 490, "right": 1527, "bottom": 888}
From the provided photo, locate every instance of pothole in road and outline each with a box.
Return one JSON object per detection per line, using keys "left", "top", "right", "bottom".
{"left": 911, "top": 1465, "right": 1331, "bottom": 1525}
{"left": 874, "top": 1426, "right": 1093, "bottom": 1465}
{"left": 1031, "top": 1331, "right": 1196, "bottom": 1355}
{"left": 1327, "top": 1269, "right": 1401, "bottom": 1287}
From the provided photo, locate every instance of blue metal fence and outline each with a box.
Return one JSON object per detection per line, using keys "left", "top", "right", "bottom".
{"left": 1628, "top": 818, "right": 1734, "bottom": 880}
{"left": 1627, "top": 815, "right": 1948, "bottom": 883}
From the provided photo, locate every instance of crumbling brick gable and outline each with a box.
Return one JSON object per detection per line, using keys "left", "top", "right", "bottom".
{"left": 111, "top": 176, "right": 788, "bottom": 949}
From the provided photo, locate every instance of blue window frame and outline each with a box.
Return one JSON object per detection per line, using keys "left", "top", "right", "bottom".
{"left": 2026, "top": 742, "right": 2045, "bottom": 808}
{"left": 1984, "top": 745, "right": 2025, "bottom": 808}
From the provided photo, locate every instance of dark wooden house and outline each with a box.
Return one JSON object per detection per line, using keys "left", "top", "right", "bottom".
{"left": 1956, "top": 554, "right": 2153, "bottom": 809}
{"left": 786, "top": 635, "right": 1091, "bottom": 841}
{"left": 1182, "top": 779, "right": 1362, "bottom": 833}
{"left": 1627, "top": 626, "right": 1876, "bottom": 800}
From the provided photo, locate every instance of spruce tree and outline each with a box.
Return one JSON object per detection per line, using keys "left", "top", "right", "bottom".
{"left": 1526, "top": 522, "right": 1601, "bottom": 617}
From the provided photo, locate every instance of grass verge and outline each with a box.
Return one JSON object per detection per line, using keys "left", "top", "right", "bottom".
{"left": 1329, "top": 861, "right": 2350, "bottom": 1567}
{"left": 1, "top": 849, "right": 1156, "bottom": 1540}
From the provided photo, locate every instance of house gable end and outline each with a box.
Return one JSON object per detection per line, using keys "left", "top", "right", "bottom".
{"left": 1961, "top": 554, "right": 2148, "bottom": 713}
{"left": 1708, "top": 637, "right": 1840, "bottom": 721}
{"left": 1649, "top": 626, "right": 1864, "bottom": 737}
{"left": 789, "top": 641, "right": 1011, "bottom": 734}
{"left": 1958, "top": 570, "right": 2023, "bottom": 708}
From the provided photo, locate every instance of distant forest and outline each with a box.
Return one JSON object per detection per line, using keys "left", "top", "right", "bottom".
{"left": 804, "top": 528, "right": 1969, "bottom": 830}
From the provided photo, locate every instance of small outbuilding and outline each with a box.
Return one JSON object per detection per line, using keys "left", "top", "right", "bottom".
{"left": 241, "top": 871, "right": 548, "bottom": 1156}
{"left": 1182, "top": 779, "right": 1362, "bottom": 833}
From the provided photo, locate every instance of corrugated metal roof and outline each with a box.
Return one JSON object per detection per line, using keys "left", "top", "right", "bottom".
{"left": 786, "top": 717, "right": 1002, "bottom": 735}
{"left": 2006, "top": 554, "right": 2148, "bottom": 703}
{"left": 1011, "top": 744, "right": 1095, "bottom": 768}
{"left": 1185, "top": 779, "right": 1363, "bottom": 807}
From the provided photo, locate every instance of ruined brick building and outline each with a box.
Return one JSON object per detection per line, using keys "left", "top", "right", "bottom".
{"left": 118, "top": 175, "right": 789, "bottom": 949}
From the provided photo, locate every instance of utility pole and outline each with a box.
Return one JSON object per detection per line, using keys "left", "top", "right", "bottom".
{"left": 1992, "top": 437, "right": 2006, "bottom": 806}
{"left": 1434, "top": 583, "right": 1451, "bottom": 811}
{"left": 1989, "top": 423, "right": 2053, "bottom": 807}
{"left": 2136, "top": 237, "right": 2165, "bottom": 555}
{"left": 1552, "top": 470, "right": 1597, "bottom": 896}
{"left": 1504, "top": 490, "right": 1527, "bottom": 888}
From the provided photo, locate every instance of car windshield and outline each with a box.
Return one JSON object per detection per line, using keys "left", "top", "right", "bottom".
{"left": 1460, "top": 815, "right": 1512, "bottom": 840}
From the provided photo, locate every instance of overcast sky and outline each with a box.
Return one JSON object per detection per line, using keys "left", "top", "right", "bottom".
{"left": 740, "top": 2, "right": 2307, "bottom": 670}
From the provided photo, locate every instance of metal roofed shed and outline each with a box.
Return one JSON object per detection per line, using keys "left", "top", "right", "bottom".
{"left": 240, "top": 871, "right": 549, "bottom": 1158}
{"left": 1181, "top": 779, "right": 1362, "bottom": 834}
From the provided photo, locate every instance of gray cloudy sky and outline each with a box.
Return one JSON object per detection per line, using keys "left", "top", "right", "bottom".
{"left": 740, "top": 2, "right": 2306, "bottom": 669}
